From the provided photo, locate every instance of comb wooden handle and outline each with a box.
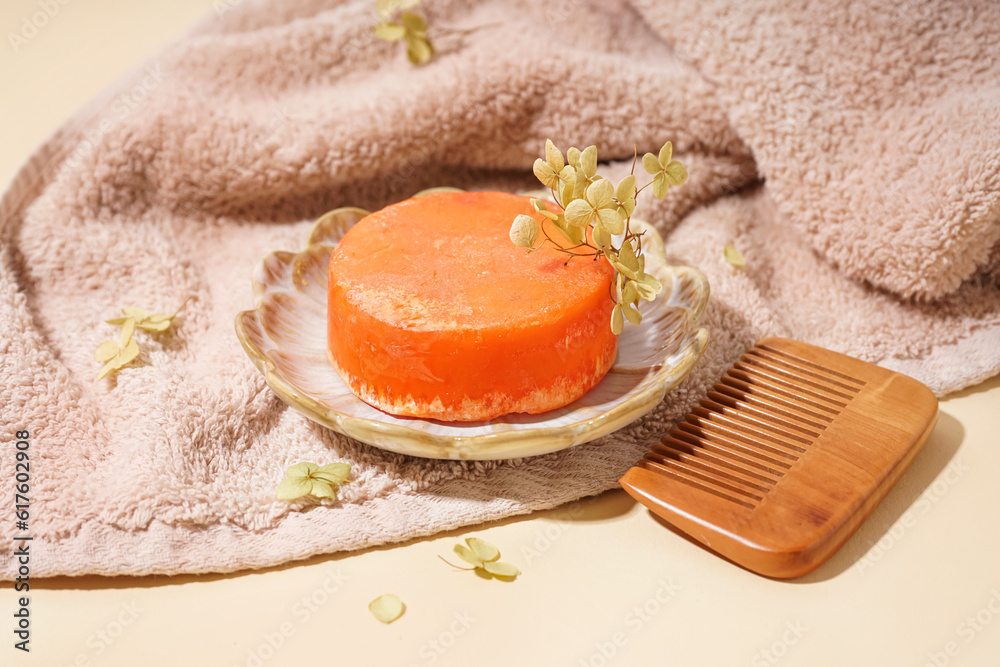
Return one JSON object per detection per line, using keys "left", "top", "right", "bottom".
{"left": 619, "top": 337, "right": 938, "bottom": 579}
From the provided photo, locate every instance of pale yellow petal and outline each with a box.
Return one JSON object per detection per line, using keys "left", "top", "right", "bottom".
{"left": 315, "top": 462, "right": 351, "bottom": 484}
{"left": 658, "top": 140, "right": 673, "bottom": 165}
{"left": 94, "top": 340, "right": 119, "bottom": 362}
{"left": 287, "top": 462, "right": 318, "bottom": 479}
{"left": 622, "top": 301, "right": 642, "bottom": 326}
{"left": 117, "top": 338, "right": 140, "bottom": 366}
{"left": 558, "top": 181, "right": 574, "bottom": 208}
{"left": 586, "top": 179, "right": 614, "bottom": 209}
{"left": 374, "top": 22, "right": 406, "bottom": 41}
{"left": 572, "top": 169, "right": 587, "bottom": 199}
{"left": 651, "top": 172, "right": 669, "bottom": 199}
{"left": 96, "top": 360, "right": 117, "bottom": 380}
{"left": 618, "top": 198, "right": 636, "bottom": 218}
{"left": 724, "top": 244, "right": 746, "bottom": 267}
{"left": 634, "top": 272, "right": 663, "bottom": 299}
{"left": 597, "top": 208, "right": 624, "bottom": 235}
{"left": 311, "top": 472, "right": 343, "bottom": 486}
{"left": 544, "top": 139, "right": 564, "bottom": 172}
{"left": 564, "top": 199, "right": 594, "bottom": 228}
{"left": 608, "top": 253, "right": 636, "bottom": 281}
{"left": 483, "top": 561, "right": 520, "bottom": 578}
{"left": 580, "top": 145, "right": 598, "bottom": 178}
{"left": 622, "top": 281, "right": 638, "bottom": 304}
{"left": 664, "top": 160, "right": 688, "bottom": 186}
{"left": 552, "top": 217, "right": 571, "bottom": 242}
{"left": 454, "top": 544, "right": 484, "bottom": 568}
{"left": 406, "top": 36, "right": 433, "bottom": 64}
{"left": 308, "top": 479, "right": 338, "bottom": 499}
{"left": 558, "top": 217, "right": 586, "bottom": 245}
{"left": 618, "top": 239, "right": 640, "bottom": 272}
{"left": 566, "top": 146, "right": 581, "bottom": 168}
{"left": 369, "top": 594, "right": 405, "bottom": 623}
{"left": 557, "top": 164, "right": 576, "bottom": 186}
{"left": 276, "top": 478, "right": 312, "bottom": 501}
{"left": 642, "top": 152, "right": 661, "bottom": 175}
{"left": 611, "top": 303, "right": 624, "bottom": 335}
{"left": 509, "top": 214, "right": 540, "bottom": 248}
{"left": 320, "top": 462, "right": 351, "bottom": 478}
{"left": 466, "top": 537, "right": 500, "bottom": 563}
{"left": 533, "top": 159, "right": 559, "bottom": 189}
{"left": 592, "top": 223, "right": 612, "bottom": 249}
{"left": 615, "top": 174, "right": 636, "bottom": 203}
{"left": 118, "top": 317, "right": 136, "bottom": 346}
{"left": 137, "top": 319, "right": 171, "bottom": 333}
{"left": 569, "top": 223, "right": 588, "bottom": 245}
{"left": 401, "top": 11, "right": 427, "bottom": 36}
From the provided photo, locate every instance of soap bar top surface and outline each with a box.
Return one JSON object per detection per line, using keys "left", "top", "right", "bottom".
{"left": 331, "top": 191, "right": 612, "bottom": 330}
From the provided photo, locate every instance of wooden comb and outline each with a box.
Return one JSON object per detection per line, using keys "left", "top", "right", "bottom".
{"left": 619, "top": 337, "right": 939, "bottom": 579}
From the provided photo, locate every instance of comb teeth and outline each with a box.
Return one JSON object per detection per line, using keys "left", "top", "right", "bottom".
{"left": 619, "top": 337, "right": 938, "bottom": 579}
{"left": 636, "top": 342, "right": 866, "bottom": 509}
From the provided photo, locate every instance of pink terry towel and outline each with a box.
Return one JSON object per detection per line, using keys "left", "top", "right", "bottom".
{"left": 2, "top": 0, "right": 999, "bottom": 578}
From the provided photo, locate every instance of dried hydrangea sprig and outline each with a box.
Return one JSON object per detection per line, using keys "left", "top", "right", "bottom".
{"left": 95, "top": 298, "right": 192, "bottom": 379}
{"left": 374, "top": 0, "right": 434, "bottom": 64}
{"left": 276, "top": 461, "right": 351, "bottom": 501}
{"left": 94, "top": 317, "right": 140, "bottom": 380}
{"left": 439, "top": 537, "right": 521, "bottom": 580}
{"left": 510, "top": 140, "right": 689, "bottom": 334}
{"left": 373, "top": 0, "right": 498, "bottom": 66}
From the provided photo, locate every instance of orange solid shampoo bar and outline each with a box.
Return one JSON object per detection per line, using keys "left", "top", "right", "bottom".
{"left": 327, "top": 191, "right": 617, "bottom": 421}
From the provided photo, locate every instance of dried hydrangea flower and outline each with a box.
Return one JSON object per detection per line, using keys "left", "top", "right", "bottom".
{"left": 642, "top": 141, "right": 689, "bottom": 199}
{"left": 374, "top": 1, "right": 434, "bottom": 65}
{"left": 509, "top": 139, "right": 687, "bottom": 334}
{"left": 533, "top": 139, "right": 566, "bottom": 190}
{"left": 565, "top": 179, "right": 625, "bottom": 238}
{"left": 276, "top": 461, "right": 351, "bottom": 501}
{"left": 95, "top": 317, "right": 140, "bottom": 380}
{"left": 446, "top": 537, "right": 521, "bottom": 580}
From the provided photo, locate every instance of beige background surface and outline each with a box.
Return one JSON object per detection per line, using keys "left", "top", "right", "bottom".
{"left": 2, "top": 2, "right": 999, "bottom": 666}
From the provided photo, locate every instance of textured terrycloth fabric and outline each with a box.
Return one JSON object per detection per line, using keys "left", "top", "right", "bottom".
{"left": 2, "top": 0, "right": 999, "bottom": 578}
